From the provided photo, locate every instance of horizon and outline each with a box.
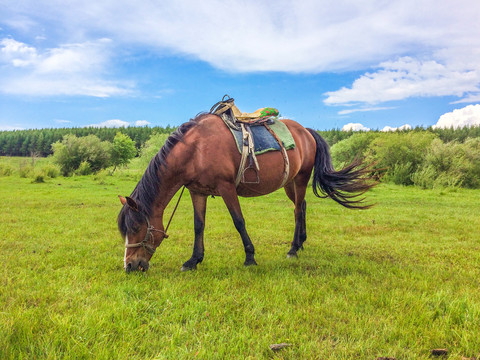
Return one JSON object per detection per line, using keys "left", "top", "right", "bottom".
{"left": 2, "top": 1, "right": 480, "bottom": 132}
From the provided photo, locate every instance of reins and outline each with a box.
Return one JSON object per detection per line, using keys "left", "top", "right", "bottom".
{"left": 164, "top": 185, "right": 186, "bottom": 235}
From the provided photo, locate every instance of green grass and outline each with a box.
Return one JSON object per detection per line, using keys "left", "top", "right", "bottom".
{"left": 1, "top": 173, "right": 480, "bottom": 359}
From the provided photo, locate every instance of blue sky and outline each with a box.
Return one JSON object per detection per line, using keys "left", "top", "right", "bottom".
{"left": 1, "top": 0, "right": 480, "bottom": 131}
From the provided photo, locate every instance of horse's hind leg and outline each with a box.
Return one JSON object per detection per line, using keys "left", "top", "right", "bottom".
{"left": 181, "top": 191, "right": 207, "bottom": 271}
{"left": 285, "top": 177, "right": 308, "bottom": 258}
{"left": 218, "top": 182, "right": 257, "bottom": 266}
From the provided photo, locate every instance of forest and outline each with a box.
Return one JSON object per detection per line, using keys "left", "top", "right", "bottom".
{"left": 1, "top": 124, "right": 480, "bottom": 189}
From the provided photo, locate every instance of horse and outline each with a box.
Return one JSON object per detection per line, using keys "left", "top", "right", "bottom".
{"left": 118, "top": 112, "right": 375, "bottom": 272}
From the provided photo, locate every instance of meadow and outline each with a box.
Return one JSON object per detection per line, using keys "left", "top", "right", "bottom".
{"left": 1, "top": 166, "right": 480, "bottom": 359}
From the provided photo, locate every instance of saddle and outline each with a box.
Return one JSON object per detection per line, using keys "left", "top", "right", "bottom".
{"left": 210, "top": 95, "right": 293, "bottom": 187}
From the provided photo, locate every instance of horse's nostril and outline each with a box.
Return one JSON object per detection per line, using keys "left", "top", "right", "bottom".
{"left": 125, "top": 263, "right": 133, "bottom": 273}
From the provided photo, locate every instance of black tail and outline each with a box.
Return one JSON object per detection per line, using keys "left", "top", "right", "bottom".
{"left": 306, "top": 128, "right": 376, "bottom": 209}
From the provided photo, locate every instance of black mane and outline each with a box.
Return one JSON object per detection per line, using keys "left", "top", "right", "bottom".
{"left": 118, "top": 113, "right": 209, "bottom": 236}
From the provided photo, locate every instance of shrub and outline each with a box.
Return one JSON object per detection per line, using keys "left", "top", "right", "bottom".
{"left": 0, "top": 163, "right": 13, "bottom": 176}
{"left": 52, "top": 134, "right": 112, "bottom": 176}
{"left": 384, "top": 162, "right": 414, "bottom": 186}
{"left": 365, "top": 132, "right": 437, "bottom": 185}
{"left": 75, "top": 161, "right": 93, "bottom": 176}
{"left": 138, "top": 133, "right": 170, "bottom": 168}
{"left": 31, "top": 170, "right": 45, "bottom": 183}
{"left": 331, "top": 132, "right": 379, "bottom": 168}
{"left": 40, "top": 163, "right": 61, "bottom": 178}
{"left": 413, "top": 138, "right": 480, "bottom": 189}
{"left": 19, "top": 162, "right": 34, "bottom": 178}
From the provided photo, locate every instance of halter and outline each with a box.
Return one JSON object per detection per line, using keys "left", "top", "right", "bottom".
{"left": 125, "top": 216, "right": 168, "bottom": 255}
{"left": 124, "top": 186, "right": 185, "bottom": 256}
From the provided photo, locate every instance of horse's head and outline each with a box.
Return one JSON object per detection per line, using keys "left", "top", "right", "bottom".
{"left": 118, "top": 196, "right": 168, "bottom": 272}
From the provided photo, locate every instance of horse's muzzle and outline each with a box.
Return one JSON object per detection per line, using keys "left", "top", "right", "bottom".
{"left": 125, "top": 259, "right": 150, "bottom": 273}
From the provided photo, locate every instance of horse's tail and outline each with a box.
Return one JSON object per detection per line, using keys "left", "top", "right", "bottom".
{"left": 306, "top": 128, "right": 376, "bottom": 209}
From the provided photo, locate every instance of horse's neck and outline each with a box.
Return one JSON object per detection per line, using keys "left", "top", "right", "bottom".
{"left": 150, "top": 171, "right": 184, "bottom": 227}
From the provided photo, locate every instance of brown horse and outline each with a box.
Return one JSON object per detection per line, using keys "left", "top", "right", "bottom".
{"left": 118, "top": 113, "right": 374, "bottom": 272}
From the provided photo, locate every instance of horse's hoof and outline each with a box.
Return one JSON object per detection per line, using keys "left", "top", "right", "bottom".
{"left": 287, "top": 253, "right": 298, "bottom": 259}
{"left": 181, "top": 265, "right": 196, "bottom": 272}
{"left": 244, "top": 260, "right": 257, "bottom": 266}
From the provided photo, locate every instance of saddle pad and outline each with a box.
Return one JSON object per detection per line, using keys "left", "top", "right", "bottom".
{"left": 229, "top": 119, "right": 296, "bottom": 155}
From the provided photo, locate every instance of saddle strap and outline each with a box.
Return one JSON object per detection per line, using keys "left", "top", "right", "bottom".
{"left": 264, "top": 123, "right": 290, "bottom": 187}
{"left": 235, "top": 123, "right": 260, "bottom": 187}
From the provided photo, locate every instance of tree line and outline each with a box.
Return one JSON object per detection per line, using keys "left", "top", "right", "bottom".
{"left": 0, "top": 126, "right": 176, "bottom": 157}
{"left": 319, "top": 125, "right": 480, "bottom": 147}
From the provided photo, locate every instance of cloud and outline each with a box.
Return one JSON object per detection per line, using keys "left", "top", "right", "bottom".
{"left": 338, "top": 106, "right": 395, "bottom": 115}
{"left": 433, "top": 104, "right": 480, "bottom": 129}
{"left": 55, "top": 119, "right": 72, "bottom": 124}
{"left": 2, "top": 0, "right": 480, "bottom": 105}
{"left": 135, "top": 120, "right": 150, "bottom": 126}
{"left": 324, "top": 57, "right": 480, "bottom": 106}
{"left": 381, "top": 124, "right": 412, "bottom": 132}
{"left": 0, "top": 38, "right": 37, "bottom": 66}
{"left": 0, "top": 124, "right": 25, "bottom": 131}
{"left": 342, "top": 123, "right": 370, "bottom": 131}
{"left": 0, "top": 37, "right": 133, "bottom": 97}
{"left": 2, "top": 1, "right": 480, "bottom": 73}
{"left": 88, "top": 119, "right": 130, "bottom": 128}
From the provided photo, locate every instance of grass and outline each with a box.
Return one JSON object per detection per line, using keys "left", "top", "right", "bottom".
{"left": 1, "top": 171, "right": 480, "bottom": 359}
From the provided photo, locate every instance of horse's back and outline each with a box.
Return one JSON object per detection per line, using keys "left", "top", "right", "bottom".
{"left": 181, "top": 115, "right": 316, "bottom": 196}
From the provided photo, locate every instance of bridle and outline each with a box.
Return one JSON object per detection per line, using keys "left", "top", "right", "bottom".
{"left": 125, "top": 216, "right": 168, "bottom": 255}
{"left": 124, "top": 186, "right": 185, "bottom": 256}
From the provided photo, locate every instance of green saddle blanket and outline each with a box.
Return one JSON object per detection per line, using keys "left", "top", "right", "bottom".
{"left": 228, "top": 119, "right": 296, "bottom": 155}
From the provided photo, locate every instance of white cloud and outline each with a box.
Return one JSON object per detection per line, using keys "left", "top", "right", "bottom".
{"left": 0, "top": 124, "right": 25, "bottom": 131}
{"left": 2, "top": 1, "right": 480, "bottom": 73}
{"left": 338, "top": 106, "right": 395, "bottom": 115}
{"left": 324, "top": 57, "right": 480, "bottom": 106}
{"left": 0, "top": 37, "right": 133, "bottom": 97}
{"left": 0, "top": 38, "right": 37, "bottom": 66}
{"left": 433, "top": 104, "right": 480, "bottom": 129}
{"left": 1, "top": 0, "right": 480, "bottom": 104}
{"left": 342, "top": 123, "right": 370, "bottom": 131}
{"left": 381, "top": 124, "right": 412, "bottom": 132}
{"left": 88, "top": 119, "right": 130, "bottom": 128}
{"left": 55, "top": 119, "right": 72, "bottom": 124}
{"left": 135, "top": 120, "right": 150, "bottom": 126}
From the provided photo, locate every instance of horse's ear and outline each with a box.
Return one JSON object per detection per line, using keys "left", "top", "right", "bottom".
{"left": 125, "top": 196, "right": 139, "bottom": 212}
{"left": 118, "top": 196, "right": 139, "bottom": 212}
{"left": 118, "top": 195, "right": 127, "bottom": 206}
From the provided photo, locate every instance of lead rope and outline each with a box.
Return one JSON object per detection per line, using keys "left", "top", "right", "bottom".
{"left": 164, "top": 186, "right": 186, "bottom": 236}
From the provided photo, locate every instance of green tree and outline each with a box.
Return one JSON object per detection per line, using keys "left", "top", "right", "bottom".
{"left": 110, "top": 132, "right": 137, "bottom": 174}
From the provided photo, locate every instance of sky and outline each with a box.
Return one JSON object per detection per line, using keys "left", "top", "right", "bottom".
{"left": 1, "top": 0, "right": 480, "bottom": 131}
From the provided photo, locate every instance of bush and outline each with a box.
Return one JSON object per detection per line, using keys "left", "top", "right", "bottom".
{"left": 75, "top": 161, "right": 93, "bottom": 176}
{"left": 52, "top": 134, "right": 112, "bottom": 176}
{"left": 413, "top": 138, "right": 480, "bottom": 189}
{"left": 138, "top": 133, "right": 170, "bottom": 168}
{"left": 365, "top": 132, "right": 437, "bottom": 185}
{"left": 19, "top": 162, "right": 34, "bottom": 178}
{"left": 331, "top": 132, "right": 379, "bottom": 168}
{"left": 0, "top": 163, "right": 13, "bottom": 176}
{"left": 384, "top": 162, "right": 414, "bottom": 186}
{"left": 31, "top": 170, "right": 46, "bottom": 183}
{"left": 40, "top": 163, "right": 61, "bottom": 178}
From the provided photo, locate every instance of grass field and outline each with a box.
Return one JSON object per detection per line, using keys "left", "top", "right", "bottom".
{"left": 1, "top": 171, "right": 480, "bottom": 359}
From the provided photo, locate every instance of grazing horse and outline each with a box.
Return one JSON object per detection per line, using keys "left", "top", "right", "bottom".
{"left": 118, "top": 113, "right": 374, "bottom": 272}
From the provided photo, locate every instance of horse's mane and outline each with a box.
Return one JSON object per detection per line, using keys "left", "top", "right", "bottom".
{"left": 118, "top": 112, "right": 210, "bottom": 236}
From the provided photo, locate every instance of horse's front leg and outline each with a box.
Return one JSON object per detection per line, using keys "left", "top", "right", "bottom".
{"left": 181, "top": 191, "right": 207, "bottom": 271}
{"left": 218, "top": 182, "right": 257, "bottom": 266}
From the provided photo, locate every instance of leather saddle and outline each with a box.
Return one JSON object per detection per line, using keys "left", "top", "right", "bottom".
{"left": 210, "top": 95, "right": 289, "bottom": 187}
